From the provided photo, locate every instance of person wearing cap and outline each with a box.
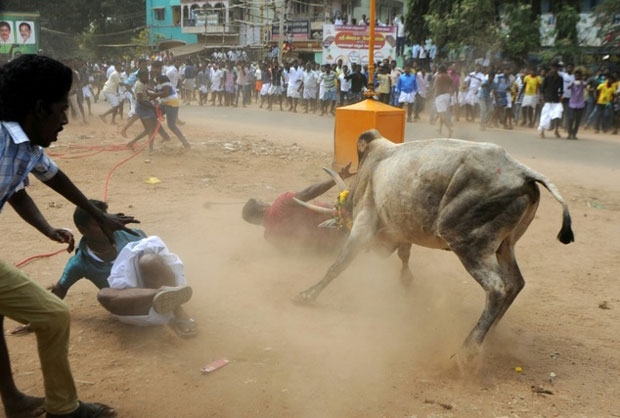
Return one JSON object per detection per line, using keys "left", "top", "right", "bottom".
{"left": 538, "top": 62, "right": 564, "bottom": 139}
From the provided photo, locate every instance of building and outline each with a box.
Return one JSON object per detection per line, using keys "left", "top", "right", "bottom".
{"left": 146, "top": 0, "right": 405, "bottom": 57}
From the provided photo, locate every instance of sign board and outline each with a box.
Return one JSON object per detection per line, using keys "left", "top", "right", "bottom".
{"left": 272, "top": 19, "right": 310, "bottom": 41}
{"left": 0, "top": 12, "right": 40, "bottom": 60}
{"left": 322, "top": 24, "right": 396, "bottom": 66}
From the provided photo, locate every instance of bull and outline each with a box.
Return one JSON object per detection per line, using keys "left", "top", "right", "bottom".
{"left": 295, "top": 129, "right": 574, "bottom": 352}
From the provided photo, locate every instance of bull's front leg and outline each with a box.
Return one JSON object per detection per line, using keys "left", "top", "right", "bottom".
{"left": 397, "top": 244, "right": 413, "bottom": 286}
{"left": 294, "top": 209, "right": 378, "bottom": 304}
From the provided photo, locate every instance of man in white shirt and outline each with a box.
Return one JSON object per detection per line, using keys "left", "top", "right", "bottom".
{"left": 0, "top": 21, "right": 12, "bottom": 44}
{"left": 559, "top": 63, "right": 574, "bottom": 130}
{"left": 286, "top": 60, "right": 304, "bottom": 112}
{"left": 463, "top": 63, "right": 485, "bottom": 122}
{"left": 394, "top": 16, "right": 406, "bottom": 57}
{"left": 302, "top": 62, "right": 319, "bottom": 113}
{"left": 338, "top": 65, "right": 351, "bottom": 106}
{"left": 99, "top": 61, "right": 124, "bottom": 124}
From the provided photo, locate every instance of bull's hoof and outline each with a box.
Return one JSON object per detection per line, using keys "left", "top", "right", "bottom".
{"left": 454, "top": 344, "right": 483, "bottom": 375}
{"left": 400, "top": 269, "right": 414, "bottom": 287}
{"left": 292, "top": 290, "right": 316, "bottom": 305}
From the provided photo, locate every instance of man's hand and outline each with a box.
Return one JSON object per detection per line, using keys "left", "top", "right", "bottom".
{"left": 338, "top": 162, "right": 355, "bottom": 180}
{"left": 47, "top": 228, "right": 75, "bottom": 252}
{"left": 94, "top": 212, "right": 140, "bottom": 245}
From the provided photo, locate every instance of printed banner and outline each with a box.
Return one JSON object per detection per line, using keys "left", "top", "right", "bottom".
{"left": 0, "top": 12, "right": 40, "bottom": 60}
{"left": 322, "top": 24, "right": 396, "bottom": 66}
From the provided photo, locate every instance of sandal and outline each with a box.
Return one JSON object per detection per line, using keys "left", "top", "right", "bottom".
{"left": 170, "top": 317, "right": 198, "bottom": 338}
{"left": 152, "top": 286, "right": 193, "bottom": 315}
{"left": 46, "top": 401, "right": 116, "bottom": 418}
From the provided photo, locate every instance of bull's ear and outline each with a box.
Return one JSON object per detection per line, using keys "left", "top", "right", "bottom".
{"left": 357, "top": 139, "right": 368, "bottom": 156}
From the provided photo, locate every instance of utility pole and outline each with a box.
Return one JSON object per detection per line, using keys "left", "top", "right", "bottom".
{"left": 277, "top": 0, "right": 284, "bottom": 65}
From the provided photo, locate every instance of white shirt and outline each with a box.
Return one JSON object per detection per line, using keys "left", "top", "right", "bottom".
{"left": 559, "top": 71, "right": 574, "bottom": 99}
{"left": 166, "top": 66, "right": 180, "bottom": 88}
{"left": 338, "top": 72, "right": 351, "bottom": 92}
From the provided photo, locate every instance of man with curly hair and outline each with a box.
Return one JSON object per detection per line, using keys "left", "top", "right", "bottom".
{"left": 0, "top": 54, "right": 138, "bottom": 418}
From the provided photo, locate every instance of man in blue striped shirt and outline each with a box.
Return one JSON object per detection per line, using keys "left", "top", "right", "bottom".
{"left": 0, "top": 55, "right": 137, "bottom": 418}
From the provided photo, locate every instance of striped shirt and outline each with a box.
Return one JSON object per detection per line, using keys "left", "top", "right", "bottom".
{"left": 0, "top": 122, "right": 58, "bottom": 211}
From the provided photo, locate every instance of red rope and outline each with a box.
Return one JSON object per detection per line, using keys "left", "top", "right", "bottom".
{"left": 15, "top": 248, "right": 67, "bottom": 268}
{"left": 14, "top": 109, "right": 163, "bottom": 268}
{"left": 102, "top": 110, "right": 161, "bottom": 202}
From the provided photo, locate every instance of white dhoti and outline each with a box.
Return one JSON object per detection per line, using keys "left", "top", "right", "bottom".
{"left": 464, "top": 89, "right": 478, "bottom": 106}
{"left": 260, "top": 82, "right": 271, "bottom": 96}
{"left": 107, "top": 236, "right": 186, "bottom": 326}
{"left": 287, "top": 83, "right": 302, "bottom": 98}
{"left": 435, "top": 93, "right": 451, "bottom": 113}
{"left": 522, "top": 94, "right": 538, "bottom": 108}
{"left": 398, "top": 91, "right": 416, "bottom": 104}
{"left": 538, "top": 102, "right": 563, "bottom": 131}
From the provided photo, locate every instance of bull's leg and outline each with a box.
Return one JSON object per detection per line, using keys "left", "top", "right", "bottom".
{"left": 492, "top": 240, "right": 525, "bottom": 328}
{"left": 294, "top": 209, "right": 378, "bottom": 304}
{"left": 397, "top": 244, "right": 413, "bottom": 287}
{"left": 454, "top": 252, "right": 508, "bottom": 348}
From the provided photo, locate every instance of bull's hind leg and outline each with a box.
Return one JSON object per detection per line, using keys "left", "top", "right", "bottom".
{"left": 492, "top": 239, "right": 526, "bottom": 328}
{"left": 453, "top": 251, "right": 509, "bottom": 348}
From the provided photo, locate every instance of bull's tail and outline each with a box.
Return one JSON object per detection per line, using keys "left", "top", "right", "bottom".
{"left": 521, "top": 165, "right": 574, "bottom": 244}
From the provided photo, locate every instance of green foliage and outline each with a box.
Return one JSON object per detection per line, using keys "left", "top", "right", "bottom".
{"left": 423, "top": 0, "right": 500, "bottom": 60}
{"left": 553, "top": 4, "right": 580, "bottom": 63}
{"left": 405, "top": 0, "right": 430, "bottom": 44}
{"left": 1, "top": 0, "right": 145, "bottom": 58}
{"left": 595, "top": 0, "right": 620, "bottom": 53}
{"left": 501, "top": 3, "right": 541, "bottom": 65}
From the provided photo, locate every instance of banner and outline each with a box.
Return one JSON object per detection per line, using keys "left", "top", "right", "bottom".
{"left": 322, "top": 24, "right": 396, "bottom": 66}
{"left": 0, "top": 12, "right": 40, "bottom": 60}
{"left": 272, "top": 20, "right": 310, "bottom": 42}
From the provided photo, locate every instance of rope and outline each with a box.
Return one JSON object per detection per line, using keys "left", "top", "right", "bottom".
{"left": 15, "top": 248, "right": 67, "bottom": 268}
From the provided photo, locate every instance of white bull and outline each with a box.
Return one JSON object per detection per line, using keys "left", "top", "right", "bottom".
{"left": 295, "top": 129, "right": 574, "bottom": 351}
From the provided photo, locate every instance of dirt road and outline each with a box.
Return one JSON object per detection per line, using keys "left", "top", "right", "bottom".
{"left": 2, "top": 100, "right": 620, "bottom": 418}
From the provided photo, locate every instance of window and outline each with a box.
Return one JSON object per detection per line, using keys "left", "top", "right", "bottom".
{"left": 154, "top": 7, "right": 165, "bottom": 20}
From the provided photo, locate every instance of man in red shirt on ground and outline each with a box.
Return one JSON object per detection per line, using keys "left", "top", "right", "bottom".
{"left": 242, "top": 164, "right": 353, "bottom": 252}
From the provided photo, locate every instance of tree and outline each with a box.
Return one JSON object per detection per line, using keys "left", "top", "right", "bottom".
{"left": 424, "top": 0, "right": 500, "bottom": 61}
{"left": 553, "top": 4, "right": 581, "bottom": 64}
{"left": 0, "top": 0, "right": 145, "bottom": 57}
{"left": 501, "top": 3, "right": 541, "bottom": 66}
{"left": 405, "top": 0, "right": 430, "bottom": 45}
{"left": 595, "top": 0, "right": 620, "bottom": 54}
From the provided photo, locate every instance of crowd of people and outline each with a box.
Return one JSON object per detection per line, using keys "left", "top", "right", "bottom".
{"left": 61, "top": 49, "right": 618, "bottom": 145}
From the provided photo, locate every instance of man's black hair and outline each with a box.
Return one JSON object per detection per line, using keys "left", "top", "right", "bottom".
{"left": 73, "top": 200, "right": 108, "bottom": 229}
{"left": 0, "top": 54, "right": 72, "bottom": 122}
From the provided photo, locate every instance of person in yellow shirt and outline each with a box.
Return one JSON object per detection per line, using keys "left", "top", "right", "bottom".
{"left": 592, "top": 75, "right": 617, "bottom": 133}
{"left": 521, "top": 68, "right": 542, "bottom": 127}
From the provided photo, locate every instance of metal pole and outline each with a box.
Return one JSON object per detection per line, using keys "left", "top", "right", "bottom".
{"left": 278, "top": 0, "right": 284, "bottom": 65}
{"left": 366, "top": 0, "right": 376, "bottom": 95}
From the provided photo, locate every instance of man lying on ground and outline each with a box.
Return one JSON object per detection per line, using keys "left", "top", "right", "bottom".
{"left": 242, "top": 163, "right": 353, "bottom": 253}
{"left": 13, "top": 200, "right": 197, "bottom": 338}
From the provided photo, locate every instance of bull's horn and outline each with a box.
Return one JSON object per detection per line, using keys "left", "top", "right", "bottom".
{"left": 318, "top": 218, "right": 340, "bottom": 229}
{"left": 293, "top": 198, "right": 335, "bottom": 215}
{"left": 322, "top": 167, "right": 348, "bottom": 192}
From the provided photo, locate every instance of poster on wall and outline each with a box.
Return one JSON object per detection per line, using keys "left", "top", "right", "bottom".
{"left": 0, "top": 12, "right": 40, "bottom": 60}
{"left": 322, "top": 24, "right": 396, "bottom": 66}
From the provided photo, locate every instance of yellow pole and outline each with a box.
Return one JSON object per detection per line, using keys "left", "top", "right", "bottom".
{"left": 366, "top": 0, "right": 376, "bottom": 96}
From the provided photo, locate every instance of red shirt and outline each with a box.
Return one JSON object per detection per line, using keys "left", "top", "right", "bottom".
{"left": 263, "top": 192, "right": 346, "bottom": 252}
